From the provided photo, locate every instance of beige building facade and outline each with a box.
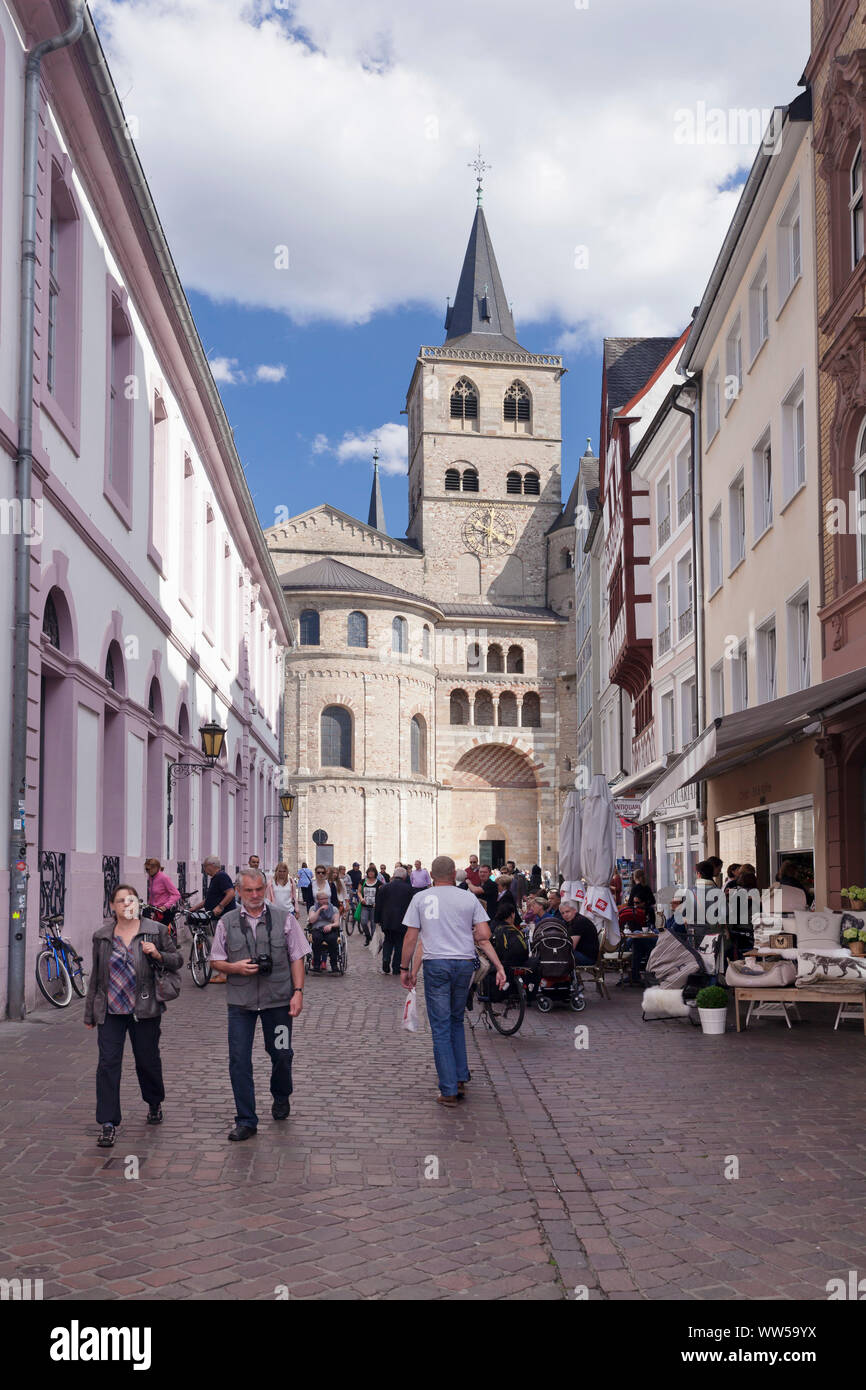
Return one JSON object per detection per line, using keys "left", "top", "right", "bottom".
{"left": 265, "top": 202, "right": 576, "bottom": 871}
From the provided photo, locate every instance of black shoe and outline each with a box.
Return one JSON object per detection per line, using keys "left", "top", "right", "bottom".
{"left": 97, "top": 1124, "right": 116, "bottom": 1148}
{"left": 146, "top": 1105, "right": 163, "bottom": 1125}
{"left": 382, "top": 966, "right": 390, "bottom": 974}
{"left": 227, "top": 1124, "right": 257, "bottom": 1142}
{"left": 271, "top": 1099, "right": 291, "bottom": 1121}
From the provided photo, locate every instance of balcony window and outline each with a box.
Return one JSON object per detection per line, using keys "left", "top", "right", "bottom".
{"left": 656, "top": 473, "right": 671, "bottom": 548}
{"left": 657, "top": 575, "right": 671, "bottom": 656}
{"left": 752, "top": 433, "right": 773, "bottom": 539}
{"left": 757, "top": 620, "right": 777, "bottom": 703}
{"left": 749, "top": 257, "right": 770, "bottom": 361}
{"left": 676, "top": 445, "right": 691, "bottom": 524}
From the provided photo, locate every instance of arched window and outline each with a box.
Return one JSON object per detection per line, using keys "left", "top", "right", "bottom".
{"left": 178, "top": 703, "right": 191, "bottom": 742}
{"left": 487, "top": 643, "right": 504, "bottom": 673}
{"left": 852, "top": 145, "right": 864, "bottom": 269}
{"left": 299, "top": 609, "right": 320, "bottom": 646}
{"left": 467, "top": 641, "right": 482, "bottom": 670}
{"left": 450, "top": 689, "right": 470, "bottom": 725}
{"left": 411, "top": 715, "right": 426, "bottom": 775}
{"left": 422, "top": 625, "right": 431, "bottom": 660}
{"left": 506, "top": 471, "right": 522, "bottom": 495}
{"left": 321, "top": 706, "right": 352, "bottom": 769}
{"left": 562, "top": 548, "right": 574, "bottom": 571}
{"left": 104, "top": 640, "right": 124, "bottom": 694}
{"left": 457, "top": 552, "right": 481, "bottom": 596}
{"left": 450, "top": 377, "right": 478, "bottom": 422}
{"left": 445, "top": 467, "right": 461, "bottom": 491}
{"left": 498, "top": 691, "right": 518, "bottom": 727}
{"left": 474, "top": 690, "right": 494, "bottom": 726}
{"left": 521, "top": 691, "right": 541, "bottom": 728}
{"left": 148, "top": 677, "right": 163, "bottom": 721}
{"left": 462, "top": 467, "right": 479, "bottom": 493}
{"left": 392, "top": 616, "right": 408, "bottom": 654}
{"left": 523, "top": 472, "right": 540, "bottom": 496}
{"left": 503, "top": 380, "right": 531, "bottom": 425}
{"left": 347, "top": 611, "right": 368, "bottom": 648}
{"left": 42, "top": 593, "right": 60, "bottom": 649}
{"left": 506, "top": 644, "right": 524, "bottom": 674}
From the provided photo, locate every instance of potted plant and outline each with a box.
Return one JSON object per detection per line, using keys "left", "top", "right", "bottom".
{"left": 842, "top": 925, "right": 866, "bottom": 958}
{"left": 843, "top": 886, "right": 866, "bottom": 911}
{"left": 695, "top": 985, "right": 729, "bottom": 1035}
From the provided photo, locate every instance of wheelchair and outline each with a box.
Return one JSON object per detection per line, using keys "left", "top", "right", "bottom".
{"left": 304, "top": 918, "right": 348, "bottom": 976}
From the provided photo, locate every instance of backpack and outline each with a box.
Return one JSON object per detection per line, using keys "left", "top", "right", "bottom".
{"left": 531, "top": 918, "right": 573, "bottom": 979}
{"left": 492, "top": 923, "right": 529, "bottom": 969}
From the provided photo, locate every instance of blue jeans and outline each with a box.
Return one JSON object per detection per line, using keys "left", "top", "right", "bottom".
{"left": 422, "top": 959, "right": 475, "bottom": 1098}
{"left": 227, "top": 1004, "right": 293, "bottom": 1130}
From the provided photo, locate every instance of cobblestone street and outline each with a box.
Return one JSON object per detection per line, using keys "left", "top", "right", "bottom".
{"left": 1, "top": 934, "right": 865, "bottom": 1302}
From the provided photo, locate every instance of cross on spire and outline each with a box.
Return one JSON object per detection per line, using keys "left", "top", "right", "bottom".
{"left": 469, "top": 147, "right": 491, "bottom": 206}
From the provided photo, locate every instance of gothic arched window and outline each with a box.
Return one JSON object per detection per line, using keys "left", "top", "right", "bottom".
{"left": 487, "top": 644, "right": 504, "bottom": 673}
{"left": 445, "top": 468, "right": 461, "bottom": 491}
{"left": 321, "top": 706, "right": 352, "bottom": 769}
{"left": 506, "top": 471, "right": 522, "bottom": 495}
{"left": 521, "top": 691, "right": 541, "bottom": 728}
{"left": 450, "top": 377, "right": 478, "bottom": 422}
{"left": 506, "top": 644, "right": 524, "bottom": 674}
{"left": 299, "top": 609, "right": 320, "bottom": 646}
{"left": 503, "top": 380, "right": 531, "bottom": 424}
{"left": 450, "top": 689, "right": 470, "bottom": 725}
{"left": 462, "top": 467, "right": 479, "bottom": 493}
{"left": 392, "top": 616, "right": 408, "bottom": 654}
{"left": 347, "top": 611, "right": 368, "bottom": 648}
{"left": 411, "top": 715, "right": 426, "bottom": 775}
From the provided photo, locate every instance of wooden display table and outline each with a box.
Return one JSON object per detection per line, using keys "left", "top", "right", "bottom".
{"left": 734, "top": 986, "right": 866, "bottom": 1034}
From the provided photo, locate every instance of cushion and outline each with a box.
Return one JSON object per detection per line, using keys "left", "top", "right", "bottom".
{"left": 641, "top": 986, "right": 691, "bottom": 1020}
{"left": 796, "top": 950, "right": 866, "bottom": 987}
{"left": 792, "top": 911, "right": 843, "bottom": 952}
{"left": 726, "top": 959, "right": 797, "bottom": 989}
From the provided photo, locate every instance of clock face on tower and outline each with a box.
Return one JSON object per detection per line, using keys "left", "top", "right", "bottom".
{"left": 461, "top": 506, "right": 517, "bottom": 557}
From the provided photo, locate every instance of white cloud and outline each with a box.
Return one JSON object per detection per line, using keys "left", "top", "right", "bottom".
{"left": 209, "top": 355, "right": 244, "bottom": 384}
{"left": 312, "top": 433, "right": 330, "bottom": 454}
{"left": 319, "top": 422, "right": 409, "bottom": 475}
{"left": 91, "top": 0, "right": 810, "bottom": 339}
{"left": 255, "top": 363, "right": 287, "bottom": 382}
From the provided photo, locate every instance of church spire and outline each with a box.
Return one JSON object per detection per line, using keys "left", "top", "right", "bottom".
{"left": 367, "top": 447, "right": 387, "bottom": 533}
{"left": 443, "top": 189, "right": 526, "bottom": 353}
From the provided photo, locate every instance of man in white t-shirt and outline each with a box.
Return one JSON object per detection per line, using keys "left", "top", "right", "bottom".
{"left": 401, "top": 855, "right": 506, "bottom": 1107}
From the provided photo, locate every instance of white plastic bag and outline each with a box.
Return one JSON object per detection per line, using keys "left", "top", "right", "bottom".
{"left": 401, "top": 987, "right": 418, "bottom": 1032}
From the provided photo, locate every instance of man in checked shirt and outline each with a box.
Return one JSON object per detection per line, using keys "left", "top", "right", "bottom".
{"left": 209, "top": 868, "right": 310, "bottom": 1141}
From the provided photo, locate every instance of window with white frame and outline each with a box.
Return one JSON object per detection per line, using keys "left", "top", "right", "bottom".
{"left": 680, "top": 676, "right": 698, "bottom": 745}
{"left": 660, "top": 689, "right": 675, "bottom": 755}
{"left": 749, "top": 256, "right": 770, "bottom": 361}
{"left": 725, "top": 315, "right": 743, "bottom": 410}
{"left": 732, "top": 640, "right": 749, "bottom": 712}
{"left": 852, "top": 145, "right": 864, "bottom": 270}
{"left": 756, "top": 618, "right": 777, "bottom": 703}
{"left": 781, "top": 376, "right": 806, "bottom": 504}
{"left": 676, "top": 445, "right": 691, "bottom": 524}
{"left": 752, "top": 431, "right": 773, "bottom": 539}
{"left": 708, "top": 505, "right": 723, "bottom": 594}
{"left": 706, "top": 362, "right": 721, "bottom": 441}
{"left": 676, "top": 551, "right": 693, "bottom": 640}
{"left": 656, "top": 472, "right": 671, "bottom": 548}
{"left": 657, "top": 575, "right": 671, "bottom": 656}
{"left": 729, "top": 471, "right": 746, "bottom": 569}
{"left": 778, "top": 183, "right": 802, "bottom": 305}
{"left": 857, "top": 419, "right": 866, "bottom": 583}
{"left": 710, "top": 660, "right": 725, "bottom": 719}
{"left": 787, "top": 587, "right": 811, "bottom": 692}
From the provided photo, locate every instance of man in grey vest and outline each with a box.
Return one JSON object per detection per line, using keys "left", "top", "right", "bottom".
{"left": 209, "top": 868, "right": 310, "bottom": 1141}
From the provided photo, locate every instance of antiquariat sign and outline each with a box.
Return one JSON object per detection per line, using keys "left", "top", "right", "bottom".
{"left": 651, "top": 784, "right": 698, "bottom": 821}
{"left": 613, "top": 799, "right": 643, "bottom": 824}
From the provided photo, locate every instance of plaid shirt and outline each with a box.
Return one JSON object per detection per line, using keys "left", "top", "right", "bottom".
{"left": 107, "top": 936, "right": 137, "bottom": 1015}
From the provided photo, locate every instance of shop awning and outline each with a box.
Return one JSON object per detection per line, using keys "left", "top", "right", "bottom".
{"left": 639, "top": 665, "right": 866, "bottom": 823}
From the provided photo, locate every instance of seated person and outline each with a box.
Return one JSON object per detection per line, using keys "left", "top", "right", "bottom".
{"left": 308, "top": 890, "right": 340, "bottom": 972}
{"left": 540, "top": 889, "right": 562, "bottom": 921}
{"left": 559, "top": 898, "right": 599, "bottom": 966}
{"left": 620, "top": 869, "right": 655, "bottom": 930}
{"left": 490, "top": 905, "right": 530, "bottom": 968}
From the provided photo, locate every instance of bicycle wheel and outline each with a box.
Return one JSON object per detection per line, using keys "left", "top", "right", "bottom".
{"left": 189, "top": 933, "right": 211, "bottom": 988}
{"left": 485, "top": 976, "right": 526, "bottom": 1036}
{"left": 67, "top": 947, "right": 88, "bottom": 998}
{"left": 345, "top": 914, "right": 355, "bottom": 936}
{"left": 339, "top": 936, "right": 348, "bottom": 974}
{"left": 35, "top": 949, "right": 72, "bottom": 1008}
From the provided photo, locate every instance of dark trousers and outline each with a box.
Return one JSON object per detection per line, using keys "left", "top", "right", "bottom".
{"left": 227, "top": 1004, "right": 293, "bottom": 1130}
{"left": 382, "top": 929, "right": 405, "bottom": 973}
{"left": 629, "top": 934, "right": 658, "bottom": 983}
{"left": 96, "top": 1012, "right": 165, "bottom": 1126}
{"left": 311, "top": 927, "right": 339, "bottom": 970}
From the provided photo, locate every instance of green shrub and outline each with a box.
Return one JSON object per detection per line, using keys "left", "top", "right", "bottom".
{"left": 696, "top": 985, "right": 729, "bottom": 1010}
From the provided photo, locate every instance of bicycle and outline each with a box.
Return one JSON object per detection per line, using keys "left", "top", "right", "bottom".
{"left": 472, "top": 965, "right": 527, "bottom": 1036}
{"left": 35, "top": 914, "right": 87, "bottom": 1008}
{"left": 181, "top": 907, "right": 215, "bottom": 988}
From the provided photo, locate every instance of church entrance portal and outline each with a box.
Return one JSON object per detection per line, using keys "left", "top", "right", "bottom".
{"left": 479, "top": 839, "right": 506, "bottom": 868}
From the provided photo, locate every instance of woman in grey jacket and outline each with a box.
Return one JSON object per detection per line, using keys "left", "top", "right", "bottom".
{"left": 84, "top": 883, "right": 182, "bottom": 1148}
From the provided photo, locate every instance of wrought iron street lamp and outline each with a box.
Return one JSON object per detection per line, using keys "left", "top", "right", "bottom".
{"left": 263, "top": 790, "right": 295, "bottom": 866}
{"left": 166, "top": 721, "right": 227, "bottom": 858}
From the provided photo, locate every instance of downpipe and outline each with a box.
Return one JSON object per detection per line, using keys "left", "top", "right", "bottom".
{"left": 7, "top": 1, "right": 85, "bottom": 1020}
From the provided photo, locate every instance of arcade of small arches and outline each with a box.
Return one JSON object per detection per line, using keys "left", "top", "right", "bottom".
{"left": 448, "top": 375, "right": 533, "bottom": 432}
{"left": 466, "top": 641, "right": 524, "bottom": 673}
{"left": 444, "top": 465, "right": 539, "bottom": 496}
{"left": 449, "top": 688, "right": 541, "bottom": 728}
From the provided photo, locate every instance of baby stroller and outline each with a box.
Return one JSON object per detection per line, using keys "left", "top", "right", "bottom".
{"left": 529, "top": 918, "right": 586, "bottom": 1013}
{"left": 641, "top": 929, "right": 721, "bottom": 1022}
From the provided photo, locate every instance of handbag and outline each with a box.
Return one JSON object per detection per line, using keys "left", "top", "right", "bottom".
{"left": 143, "top": 932, "right": 182, "bottom": 1002}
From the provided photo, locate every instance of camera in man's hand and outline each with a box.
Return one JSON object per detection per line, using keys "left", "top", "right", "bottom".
{"left": 255, "top": 954, "right": 273, "bottom": 976}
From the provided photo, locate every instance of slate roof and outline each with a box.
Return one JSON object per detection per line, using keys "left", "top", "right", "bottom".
{"left": 437, "top": 603, "right": 567, "bottom": 623}
{"left": 280, "top": 557, "right": 437, "bottom": 610}
{"left": 548, "top": 443, "right": 598, "bottom": 535}
{"left": 367, "top": 463, "right": 386, "bottom": 533}
{"left": 603, "top": 337, "right": 680, "bottom": 416}
{"left": 443, "top": 206, "right": 531, "bottom": 355}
